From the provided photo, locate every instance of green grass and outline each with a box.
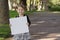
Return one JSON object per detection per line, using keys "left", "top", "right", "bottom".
{"left": 0, "top": 38, "right": 4, "bottom": 40}
{"left": 0, "top": 24, "right": 11, "bottom": 38}
{"left": 0, "top": 26, "right": 11, "bottom": 38}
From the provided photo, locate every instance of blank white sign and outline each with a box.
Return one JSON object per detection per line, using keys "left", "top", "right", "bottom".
{"left": 9, "top": 16, "right": 29, "bottom": 35}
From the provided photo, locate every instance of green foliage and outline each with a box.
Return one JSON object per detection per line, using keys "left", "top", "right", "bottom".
{"left": 9, "top": 10, "right": 34, "bottom": 18}
{"left": 9, "top": 10, "right": 18, "bottom": 18}
{"left": 49, "top": 0, "right": 60, "bottom": 5}
{"left": 48, "top": 0, "right": 60, "bottom": 11}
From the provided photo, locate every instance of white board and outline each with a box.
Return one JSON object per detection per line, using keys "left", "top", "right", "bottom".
{"left": 9, "top": 16, "right": 29, "bottom": 35}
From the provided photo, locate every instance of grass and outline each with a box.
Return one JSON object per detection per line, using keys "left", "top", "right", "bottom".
{"left": 0, "top": 26, "right": 11, "bottom": 38}
{"left": 0, "top": 38, "right": 4, "bottom": 40}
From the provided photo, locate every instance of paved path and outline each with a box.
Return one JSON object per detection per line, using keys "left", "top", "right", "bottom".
{"left": 5, "top": 12, "right": 60, "bottom": 40}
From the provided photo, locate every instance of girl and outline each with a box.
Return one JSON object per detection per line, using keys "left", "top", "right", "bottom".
{"left": 12, "top": 5, "right": 31, "bottom": 40}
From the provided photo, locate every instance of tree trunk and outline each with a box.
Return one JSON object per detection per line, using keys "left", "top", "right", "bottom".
{"left": 0, "top": 0, "right": 10, "bottom": 37}
{"left": 41, "top": 0, "right": 49, "bottom": 11}
{"left": 8, "top": 0, "right": 12, "bottom": 10}
{"left": 26, "top": 0, "right": 30, "bottom": 11}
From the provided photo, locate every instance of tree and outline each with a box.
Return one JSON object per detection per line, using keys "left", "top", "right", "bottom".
{"left": 8, "top": 0, "right": 12, "bottom": 10}
{"left": 26, "top": 0, "right": 30, "bottom": 11}
{"left": 41, "top": 0, "right": 49, "bottom": 11}
{"left": 0, "top": 0, "right": 10, "bottom": 37}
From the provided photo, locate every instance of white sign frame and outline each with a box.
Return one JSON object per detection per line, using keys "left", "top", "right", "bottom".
{"left": 9, "top": 16, "right": 29, "bottom": 35}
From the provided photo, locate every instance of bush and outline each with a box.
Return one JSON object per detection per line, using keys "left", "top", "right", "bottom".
{"left": 48, "top": 2, "right": 60, "bottom": 11}
{"left": 9, "top": 10, "right": 18, "bottom": 18}
{"left": 9, "top": 10, "right": 33, "bottom": 18}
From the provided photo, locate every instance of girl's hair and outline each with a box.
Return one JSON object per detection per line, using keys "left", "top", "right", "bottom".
{"left": 16, "top": 4, "right": 25, "bottom": 10}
